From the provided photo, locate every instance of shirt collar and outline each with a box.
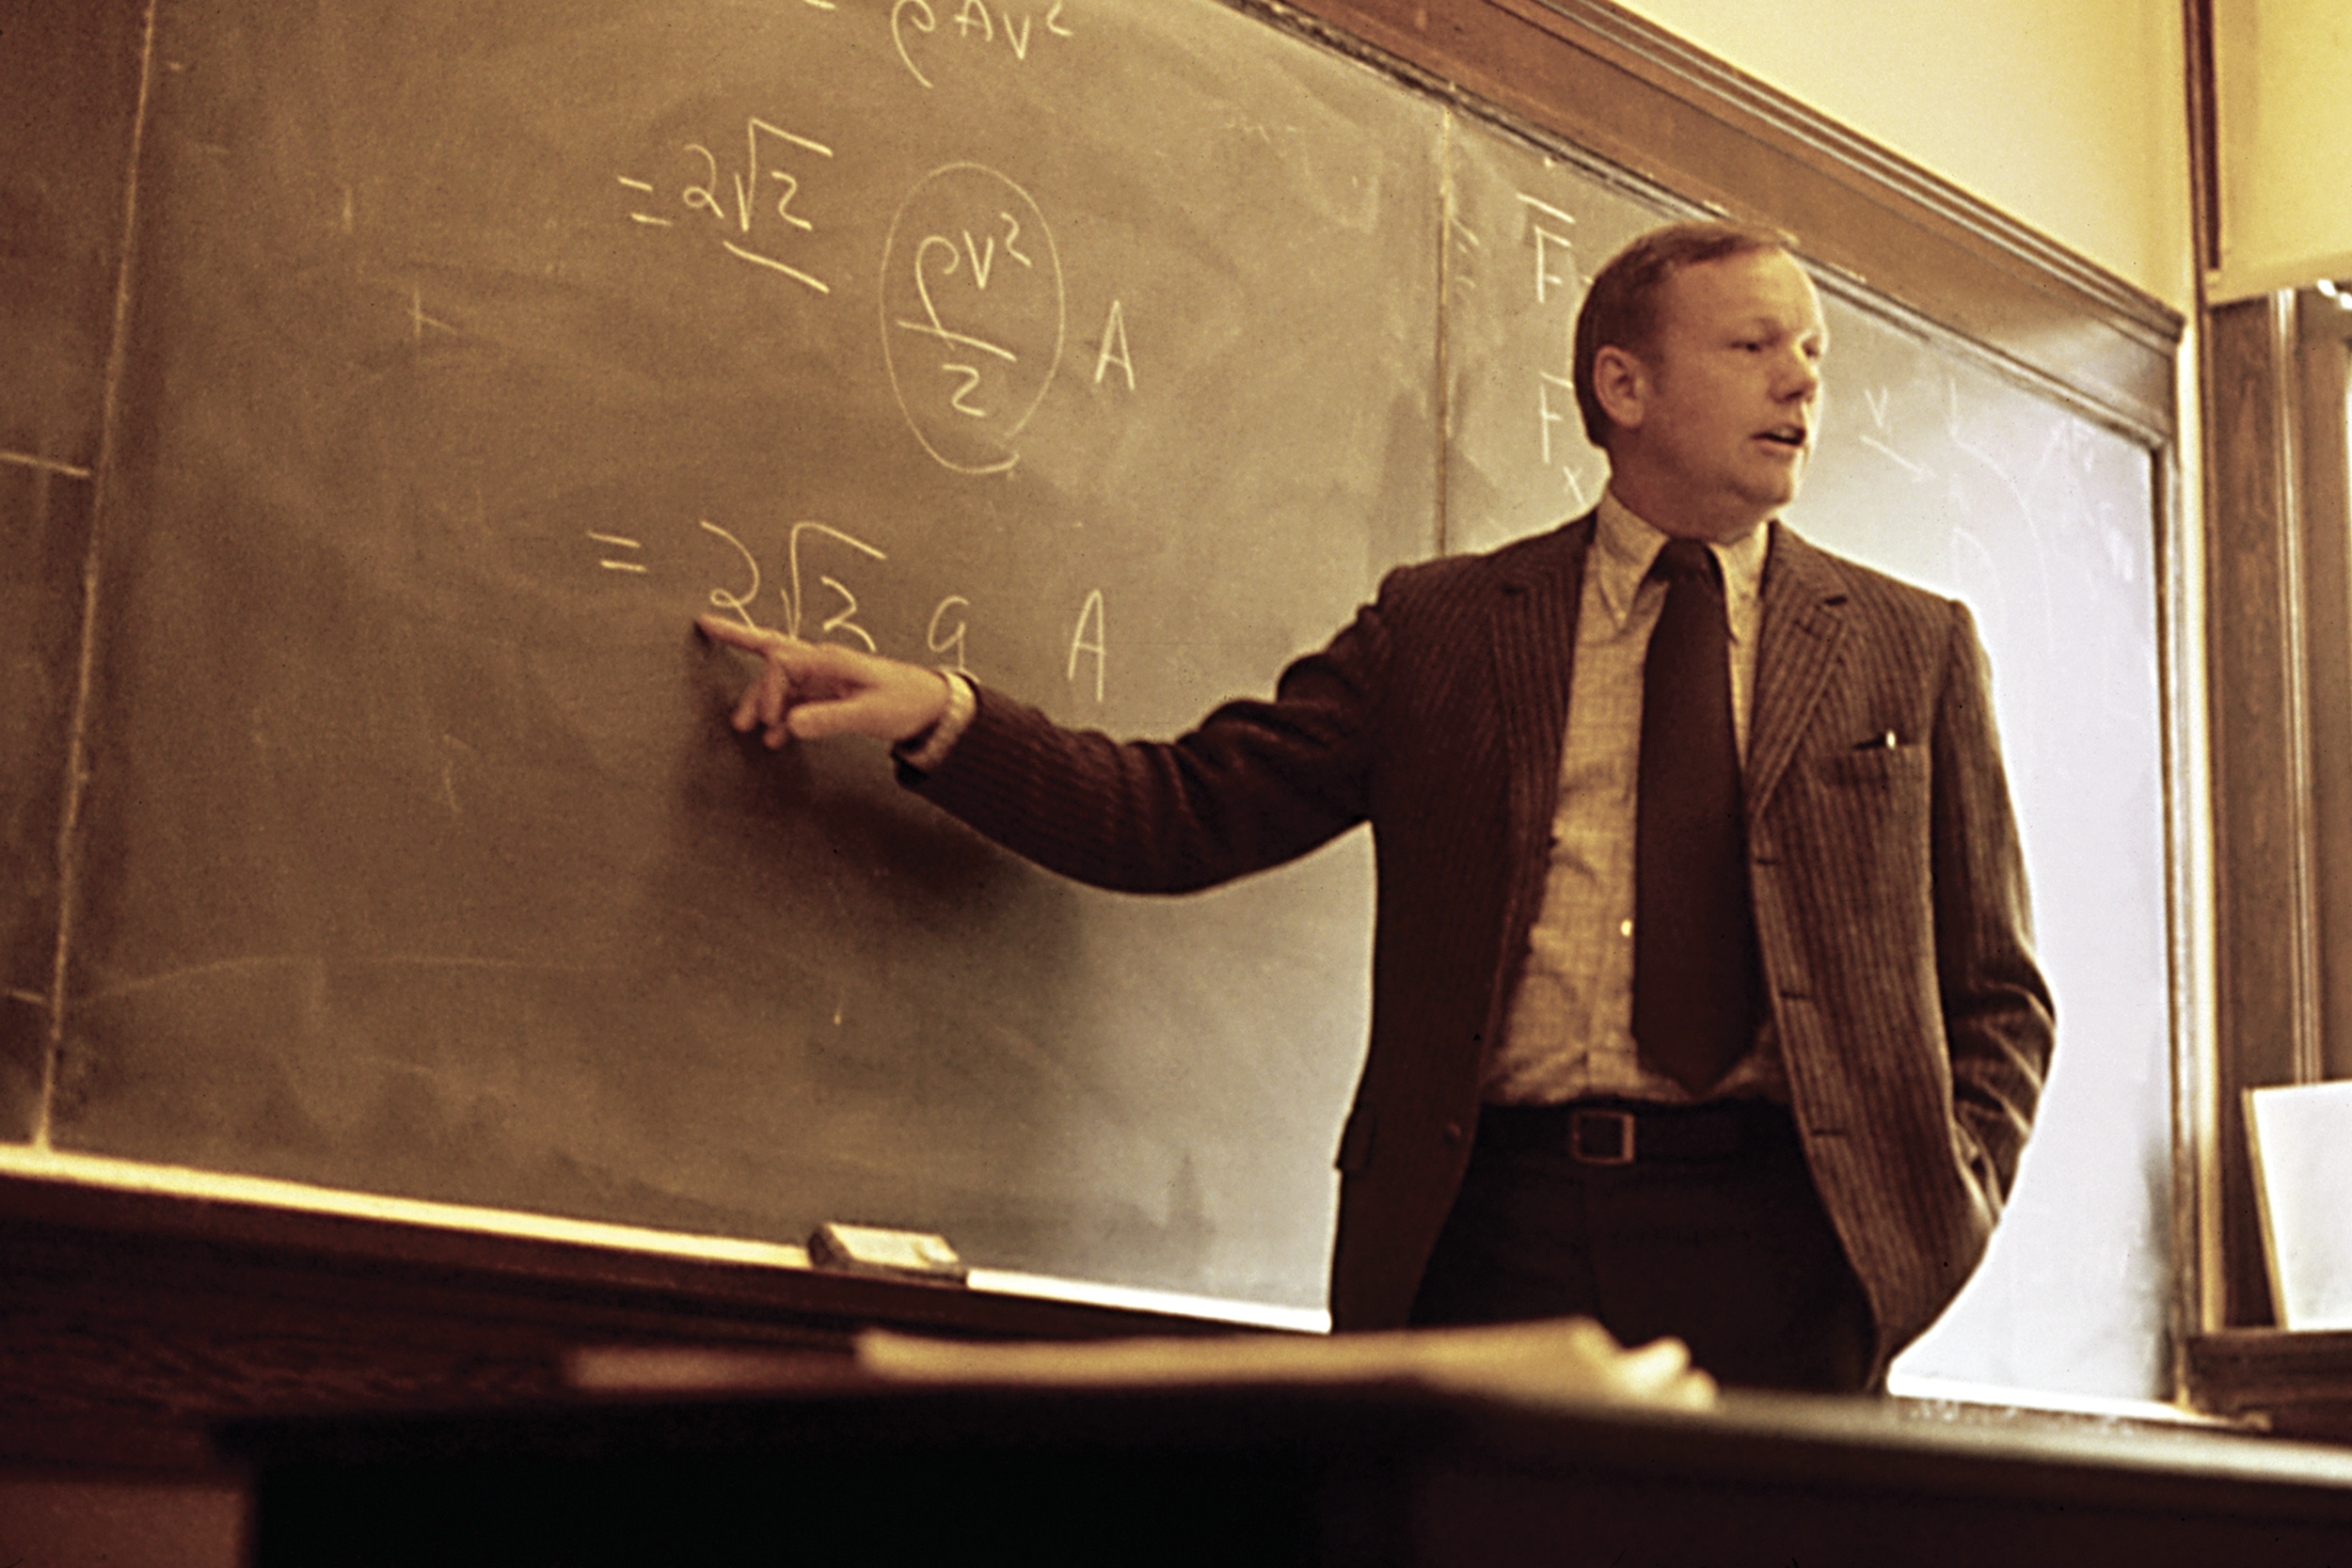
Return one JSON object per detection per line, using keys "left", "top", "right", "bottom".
{"left": 1592, "top": 489, "right": 1771, "bottom": 640}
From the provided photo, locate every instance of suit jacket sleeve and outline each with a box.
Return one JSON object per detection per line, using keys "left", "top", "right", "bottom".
{"left": 1929, "top": 599, "right": 2051, "bottom": 1214}
{"left": 901, "top": 600, "right": 1393, "bottom": 893}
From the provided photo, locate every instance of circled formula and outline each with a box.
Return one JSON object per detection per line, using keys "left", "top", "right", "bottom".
{"left": 880, "top": 163, "right": 1066, "bottom": 475}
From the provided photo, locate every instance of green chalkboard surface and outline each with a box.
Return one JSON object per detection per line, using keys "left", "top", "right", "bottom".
{"left": 62, "top": 0, "right": 1438, "bottom": 1304}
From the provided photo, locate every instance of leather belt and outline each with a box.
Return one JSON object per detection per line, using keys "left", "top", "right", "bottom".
{"left": 1474, "top": 1098, "right": 1795, "bottom": 1166}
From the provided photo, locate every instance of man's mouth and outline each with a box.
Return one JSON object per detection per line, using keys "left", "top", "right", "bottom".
{"left": 1757, "top": 425, "right": 1808, "bottom": 450}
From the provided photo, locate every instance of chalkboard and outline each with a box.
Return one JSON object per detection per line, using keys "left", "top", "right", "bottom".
{"left": 59, "top": 0, "right": 1438, "bottom": 1307}
{"left": 18, "top": 0, "right": 2174, "bottom": 1372}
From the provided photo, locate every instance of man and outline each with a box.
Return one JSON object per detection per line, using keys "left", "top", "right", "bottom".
{"left": 700, "top": 222, "right": 2054, "bottom": 1392}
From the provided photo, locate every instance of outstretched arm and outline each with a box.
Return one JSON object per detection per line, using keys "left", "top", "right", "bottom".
{"left": 696, "top": 615, "right": 951, "bottom": 750}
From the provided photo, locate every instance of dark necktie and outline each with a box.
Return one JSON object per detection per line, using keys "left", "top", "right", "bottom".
{"left": 1633, "top": 539, "right": 1763, "bottom": 1095}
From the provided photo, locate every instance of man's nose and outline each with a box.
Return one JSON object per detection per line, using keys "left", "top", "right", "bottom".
{"left": 1777, "top": 352, "right": 1821, "bottom": 402}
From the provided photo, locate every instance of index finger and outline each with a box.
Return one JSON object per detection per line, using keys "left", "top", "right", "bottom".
{"left": 697, "top": 613, "right": 781, "bottom": 654}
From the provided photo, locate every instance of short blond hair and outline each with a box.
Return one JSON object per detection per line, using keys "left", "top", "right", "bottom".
{"left": 1573, "top": 221, "right": 1795, "bottom": 449}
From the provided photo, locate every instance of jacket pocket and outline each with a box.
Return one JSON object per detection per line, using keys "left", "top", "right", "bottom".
{"left": 1782, "top": 744, "right": 1932, "bottom": 892}
{"left": 1817, "top": 739, "right": 1929, "bottom": 790}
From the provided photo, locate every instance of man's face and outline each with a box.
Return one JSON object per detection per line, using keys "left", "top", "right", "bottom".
{"left": 1613, "top": 247, "right": 1827, "bottom": 541}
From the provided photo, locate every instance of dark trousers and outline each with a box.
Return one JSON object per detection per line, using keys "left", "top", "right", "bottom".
{"left": 1406, "top": 1100, "right": 1878, "bottom": 1393}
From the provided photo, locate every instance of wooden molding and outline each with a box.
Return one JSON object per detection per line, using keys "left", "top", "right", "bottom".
{"left": 2293, "top": 297, "right": 2352, "bottom": 1085}
{"left": 2182, "top": 0, "right": 2221, "bottom": 278}
{"left": 2198, "top": 294, "right": 2314, "bottom": 1330}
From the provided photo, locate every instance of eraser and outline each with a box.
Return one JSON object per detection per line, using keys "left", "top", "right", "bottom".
{"left": 808, "top": 1222, "right": 968, "bottom": 1284}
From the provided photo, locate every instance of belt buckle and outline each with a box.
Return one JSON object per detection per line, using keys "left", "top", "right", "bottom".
{"left": 1568, "top": 1107, "right": 1636, "bottom": 1165}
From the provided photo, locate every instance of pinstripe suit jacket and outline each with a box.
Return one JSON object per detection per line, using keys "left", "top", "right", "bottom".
{"left": 913, "top": 514, "right": 2053, "bottom": 1372}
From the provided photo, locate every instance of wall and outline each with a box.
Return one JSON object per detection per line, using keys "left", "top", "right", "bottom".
{"left": 1616, "top": 0, "right": 2196, "bottom": 311}
{"left": 2213, "top": 0, "right": 2352, "bottom": 298}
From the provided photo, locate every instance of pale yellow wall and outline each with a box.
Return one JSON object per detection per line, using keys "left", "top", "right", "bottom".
{"left": 1615, "top": 0, "right": 2196, "bottom": 311}
{"left": 2213, "top": 0, "right": 2352, "bottom": 300}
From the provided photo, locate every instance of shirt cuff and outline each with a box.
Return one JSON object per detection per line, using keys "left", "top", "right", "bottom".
{"left": 893, "top": 670, "right": 977, "bottom": 774}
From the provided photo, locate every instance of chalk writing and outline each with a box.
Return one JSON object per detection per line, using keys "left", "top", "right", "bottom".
{"left": 786, "top": 521, "right": 890, "bottom": 651}
{"left": 893, "top": 0, "right": 1073, "bottom": 89}
{"left": 1068, "top": 588, "right": 1105, "bottom": 703}
{"left": 1517, "top": 193, "right": 1577, "bottom": 304}
{"left": 617, "top": 177, "right": 667, "bottom": 226}
{"left": 1938, "top": 375, "right": 2051, "bottom": 643}
{"left": 408, "top": 287, "right": 454, "bottom": 344}
{"left": 1450, "top": 217, "right": 1485, "bottom": 296}
{"left": 1502, "top": 190, "right": 1600, "bottom": 501}
{"left": 676, "top": 518, "right": 902, "bottom": 657}
{"left": 619, "top": 118, "right": 836, "bottom": 293}
{"left": 1857, "top": 383, "right": 1929, "bottom": 478}
{"left": 928, "top": 595, "right": 972, "bottom": 672}
{"left": 1092, "top": 299, "right": 1136, "bottom": 390}
{"left": 589, "top": 531, "right": 647, "bottom": 573}
{"left": 692, "top": 519, "right": 892, "bottom": 656}
{"left": 697, "top": 519, "right": 766, "bottom": 632}
{"left": 0, "top": 451, "right": 94, "bottom": 481}
{"left": 882, "top": 164, "right": 1066, "bottom": 474}
{"left": 615, "top": 519, "right": 1026, "bottom": 690}
{"left": 1862, "top": 436, "right": 1929, "bottom": 479}
{"left": 1536, "top": 366, "right": 1572, "bottom": 469}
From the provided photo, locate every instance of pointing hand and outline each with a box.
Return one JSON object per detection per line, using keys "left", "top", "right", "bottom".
{"left": 696, "top": 615, "right": 951, "bottom": 750}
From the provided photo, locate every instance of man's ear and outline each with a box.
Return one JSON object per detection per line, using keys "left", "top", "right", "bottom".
{"left": 1591, "top": 343, "right": 1648, "bottom": 435}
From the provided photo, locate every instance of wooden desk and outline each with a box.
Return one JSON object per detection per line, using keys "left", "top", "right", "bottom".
{"left": 0, "top": 1172, "right": 1252, "bottom": 1475}
{"left": 16, "top": 1169, "right": 2352, "bottom": 1565}
{"left": 2188, "top": 1328, "right": 2352, "bottom": 1441}
{"left": 218, "top": 1378, "right": 2352, "bottom": 1567}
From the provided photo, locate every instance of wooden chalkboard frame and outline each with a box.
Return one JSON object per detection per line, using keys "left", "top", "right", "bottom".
{"left": 2, "top": 0, "right": 2202, "bottom": 1459}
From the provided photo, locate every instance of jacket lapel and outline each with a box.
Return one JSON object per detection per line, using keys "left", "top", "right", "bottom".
{"left": 1487, "top": 515, "right": 1593, "bottom": 893}
{"left": 1747, "top": 521, "right": 1852, "bottom": 822}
